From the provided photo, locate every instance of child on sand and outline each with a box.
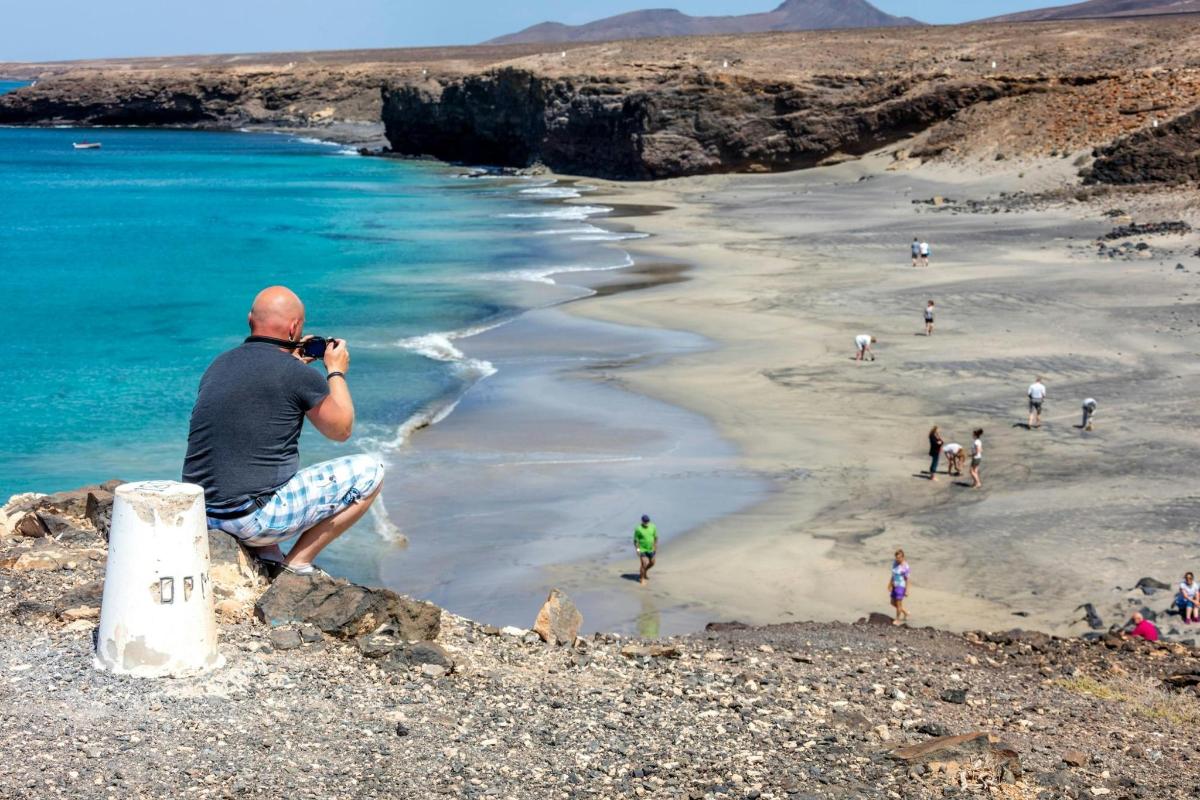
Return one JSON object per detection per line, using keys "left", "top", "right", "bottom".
{"left": 1179, "top": 572, "right": 1200, "bottom": 624}
{"left": 970, "top": 429, "right": 984, "bottom": 489}
{"left": 927, "top": 425, "right": 944, "bottom": 480}
{"left": 855, "top": 334, "right": 876, "bottom": 362}
{"left": 924, "top": 300, "right": 935, "bottom": 336}
{"left": 888, "top": 549, "right": 911, "bottom": 624}
{"left": 942, "top": 442, "right": 964, "bottom": 476}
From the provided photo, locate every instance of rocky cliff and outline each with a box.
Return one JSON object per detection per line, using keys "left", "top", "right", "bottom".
{"left": 1086, "top": 106, "right": 1200, "bottom": 184}
{"left": 381, "top": 68, "right": 1062, "bottom": 180}
{"left": 0, "top": 66, "right": 387, "bottom": 132}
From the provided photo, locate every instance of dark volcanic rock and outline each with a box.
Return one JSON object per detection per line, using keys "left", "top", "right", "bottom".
{"left": 381, "top": 67, "right": 1054, "bottom": 180}
{"left": 1087, "top": 105, "right": 1200, "bottom": 185}
{"left": 255, "top": 572, "right": 440, "bottom": 641}
{"left": 1103, "top": 221, "right": 1191, "bottom": 239}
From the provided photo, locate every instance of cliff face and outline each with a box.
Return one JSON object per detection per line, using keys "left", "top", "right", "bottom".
{"left": 382, "top": 68, "right": 1053, "bottom": 180}
{"left": 0, "top": 67, "right": 386, "bottom": 129}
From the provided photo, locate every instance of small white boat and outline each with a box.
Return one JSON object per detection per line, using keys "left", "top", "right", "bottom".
{"left": 72, "top": 142, "right": 101, "bottom": 150}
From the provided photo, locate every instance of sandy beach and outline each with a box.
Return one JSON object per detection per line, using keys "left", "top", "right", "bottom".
{"left": 550, "top": 153, "right": 1200, "bottom": 637}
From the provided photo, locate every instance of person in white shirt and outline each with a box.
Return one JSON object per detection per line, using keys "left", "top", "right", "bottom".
{"left": 941, "top": 442, "right": 964, "bottom": 476}
{"left": 969, "top": 429, "right": 984, "bottom": 489}
{"left": 855, "top": 334, "right": 876, "bottom": 362}
{"left": 1027, "top": 377, "right": 1047, "bottom": 429}
{"left": 1081, "top": 398, "right": 1097, "bottom": 431}
{"left": 919, "top": 240, "right": 930, "bottom": 267}
{"left": 1179, "top": 572, "right": 1200, "bottom": 624}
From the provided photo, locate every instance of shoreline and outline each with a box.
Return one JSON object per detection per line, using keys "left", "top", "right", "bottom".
{"left": 548, "top": 152, "right": 1200, "bottom": 640}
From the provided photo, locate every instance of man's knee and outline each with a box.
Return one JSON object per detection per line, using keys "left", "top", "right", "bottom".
{"left": 345, "top": 454, "right": 385, "bottom": 501}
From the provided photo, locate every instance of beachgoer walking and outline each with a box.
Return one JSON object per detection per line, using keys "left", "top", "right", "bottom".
{"left": 1128, "top": 612, "right": 1160, "bottom": 642}
{"left": 184, "top": 286, "right": 383, "bottom": 575}
{"left": 924, "top": 300, "right": 935, "bottom": 336}
{"left": 1082, "top": 397, "right": 1097, "bottom": 431}
{"left": 927, "top": 425, "right": 944, "bottom": 480}
{"left": 855, "top": 334, "right": 876, "bottom": 362}
{"left": 942, "top": 442, "right": 964, "bottom": 476}
{"left": 969, "top": 429, "right": 984, "bottom": 488}
{"left": 1179, "top": 572, "right": 1200, "bottom": 624}
{"left": 911, "top": 238, "right": 921, "bottom": 267}
{"left": 919, "top": 240, "right": 930, "bottom": 267}
{"left": 1027, "top": 377, "right": 1047, "bottom": 429}
{"left": 635, "top": 514, "right": 658, "bottom": 585}
{"left": 888, "top": 549, "right": 911, "bottom": 624}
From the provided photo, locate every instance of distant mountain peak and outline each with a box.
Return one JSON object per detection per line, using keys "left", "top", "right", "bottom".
{"left": 986, "top": 0, "right": 1200, "bottom": 22}
{"left": 486, "top": 0, "right": 921, "bottom": 46}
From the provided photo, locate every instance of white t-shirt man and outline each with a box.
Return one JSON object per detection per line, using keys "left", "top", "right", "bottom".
{"left": 855, "top": 334, "right": 872, "bottom": 351}
{"left": 919, "top": 241, "right": 930, "bottom": 257}
{"left": 1028, "top": 382, "right": 1047, "bottom": 403}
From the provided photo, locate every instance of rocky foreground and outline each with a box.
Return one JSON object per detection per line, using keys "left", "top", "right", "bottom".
{"left": 4, "top": 486, "right": 1200, "bottom": 799}
{"left": 2, "top": 16, "right": 1200, "bottom": 181}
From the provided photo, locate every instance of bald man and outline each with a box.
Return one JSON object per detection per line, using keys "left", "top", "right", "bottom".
{"left": 183, "top": 286, "right": 383, "bottom": 575}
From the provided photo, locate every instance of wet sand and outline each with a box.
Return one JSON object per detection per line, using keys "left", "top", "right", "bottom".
{"left": 552, "top": 154, "right": 1200, "bottom": 636}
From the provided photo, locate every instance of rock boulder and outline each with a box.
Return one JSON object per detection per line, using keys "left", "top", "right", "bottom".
{"left": 255, "top": 571, "right": 440, "bottom": 641}
{"left": 532, "top": 588, "right": 582, "bottom": 646}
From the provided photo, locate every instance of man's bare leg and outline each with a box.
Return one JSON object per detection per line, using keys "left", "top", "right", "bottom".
{"left": 284, "top": 485, "right": 383, "bottom": 570}
{"left": 250, "top": 543, "right": 285, "bottom": 563}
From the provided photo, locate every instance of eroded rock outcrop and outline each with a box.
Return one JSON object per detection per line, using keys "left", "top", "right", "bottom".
{"left": 1086, "top": 104, "right": 1200, "bottom": 185}
{"left": 381, "top": 67, "right": 1055, "bottom": 179}
{"left": 255, "top": 571, "right": 441, "bottom": 640}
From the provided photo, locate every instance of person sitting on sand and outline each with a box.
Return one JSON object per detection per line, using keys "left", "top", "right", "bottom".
{"left": 635, "top": 514, "right": 658, "bottom": 585}
{"left": 888, "top": 549, "right": 911, "bottom": 624}
{"left": 183, "top": 286, "right": 383, "bottom": 575}
{"left": 919, "top": 240, "right": 930, "bottom": 267}
{"left": 1082, "top": 397, "right": 1097, "bottom": 431}
{"left": 927, "top": 425, "right": 944, "bottom": 481}
{"left": 911, "top": 237, "right": 921, "bottom": 267}
{"left": 1128, "top": 612, "right": 1159, "bottom": 642}
{"left": 1178, "top": 572, "right": 1200, "bottom": 624}
{"left": 855, "top": 334, "right": 876, "bottom": 362}
{"left": 924, "top": 300, "right": 936, "bottom": 336}
{"left": 942, "top": 442, "right": 964, "bottom": 476}
{"left": 969, "top": 429, "right": 984, "bottom": 489}
{"left": 1027, "top": 377, "right": 1047, "bottom": 429}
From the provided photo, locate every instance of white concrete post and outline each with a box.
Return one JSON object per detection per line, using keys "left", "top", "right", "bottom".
{"left": 95, "top": 480, "right": 223, "bottom": 676}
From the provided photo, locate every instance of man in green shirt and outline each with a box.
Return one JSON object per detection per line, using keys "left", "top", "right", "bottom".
{"left": 635, "top": 514, "right": 658, "bottom": 585}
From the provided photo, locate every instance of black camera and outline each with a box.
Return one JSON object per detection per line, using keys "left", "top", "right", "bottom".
{"left": 300, "top": 336, "right": 337, "bottom": 359}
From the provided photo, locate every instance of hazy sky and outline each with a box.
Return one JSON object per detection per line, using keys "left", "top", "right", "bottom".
{"left": 2, "top": 1, "right": 1072, "bottom": 62}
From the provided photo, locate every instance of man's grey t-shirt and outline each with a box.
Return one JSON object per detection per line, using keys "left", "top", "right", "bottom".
{"left": 183, "top": 341, "right": 330, "bottom": 509}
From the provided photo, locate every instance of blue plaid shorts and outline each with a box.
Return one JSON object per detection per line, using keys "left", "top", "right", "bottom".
{"left": 208, "top": 455, "right": 385, "bottom": 546}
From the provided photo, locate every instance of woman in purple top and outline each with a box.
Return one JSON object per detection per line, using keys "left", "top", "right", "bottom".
{"left": 888, "top": 549, "right": 911, "bottom": 625}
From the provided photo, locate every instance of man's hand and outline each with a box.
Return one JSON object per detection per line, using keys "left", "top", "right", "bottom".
{"left": 292, "top": 335, "right": 316, "bottom": 365}
{"left": 324, "top": 338, "right": 350, "bottom": 374}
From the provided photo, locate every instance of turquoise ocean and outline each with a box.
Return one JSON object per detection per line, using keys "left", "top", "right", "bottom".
{"left": 0, "top": 121, "right": 631, "bottom": 497}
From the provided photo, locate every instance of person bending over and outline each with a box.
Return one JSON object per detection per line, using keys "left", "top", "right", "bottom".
{"left": 635, "top": 514, "right": 658, "bottom": 585}
{"left": 1128, "top": 612, "right": 1159, "bottom": 642}
{"left": 183, "top": 286, "right": 384, "bottom": 575}
{"left": 1081, "top": 398, "right": 1097, "bottom": 431}
{"left": 942, "top": 442, "right": 964, "bottom": 476}
{"left": 855, "top": 334, "right": 877, "bottom": 362}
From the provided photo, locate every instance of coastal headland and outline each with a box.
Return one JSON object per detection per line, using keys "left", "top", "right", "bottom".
{"left": 4, "top": 16, "right": 1200, "bottom": 180}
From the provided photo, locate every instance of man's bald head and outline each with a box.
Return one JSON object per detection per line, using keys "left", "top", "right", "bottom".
{"left": 248, "top": 286, "right": 306, "bottom": 340}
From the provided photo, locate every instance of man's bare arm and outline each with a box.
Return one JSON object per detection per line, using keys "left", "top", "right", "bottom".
{"left": 306, "top": 339, "right": 354, "bottom": 442}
